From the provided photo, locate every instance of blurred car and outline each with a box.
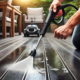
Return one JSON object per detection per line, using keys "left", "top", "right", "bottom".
{"left": 24, "top": 24, "right": 40, "bottom": 37}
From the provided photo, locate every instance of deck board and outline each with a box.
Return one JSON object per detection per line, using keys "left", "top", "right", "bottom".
{"left": 0, "top": 33, "right": 80, "bottom": 80}
{"left": 46, "top": 33, "right": 80, "bottom": 80}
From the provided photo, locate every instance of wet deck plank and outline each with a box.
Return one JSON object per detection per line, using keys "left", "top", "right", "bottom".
{"left": 46, "top": 33, "right": 80, "bottom": 80}
{"left": 0, "top": 37, "right": 33, "bottom": 79}
{"left": 1, "top": 37, "right": 46, "bottom": 80}
{"left": 0, "top": 33, "right": 80, "bottom": 80}
{"left": 43, "top": 38, "right": 73, "bottom": 80}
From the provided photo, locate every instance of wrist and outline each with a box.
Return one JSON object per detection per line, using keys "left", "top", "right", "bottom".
{"left": 65, "top": 23, "right": 74, "bottom": 30}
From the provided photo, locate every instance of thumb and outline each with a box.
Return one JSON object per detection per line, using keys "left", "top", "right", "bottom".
{"left": 49, "top": 4, "right": 53, "bottom": 11}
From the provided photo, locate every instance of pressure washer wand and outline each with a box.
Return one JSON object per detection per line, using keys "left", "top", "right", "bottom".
{"left": 30, "top": 7, "right": 55, "bottom": 57}
{"left": 30, "top": 4, "right": 78, "bottom": 57}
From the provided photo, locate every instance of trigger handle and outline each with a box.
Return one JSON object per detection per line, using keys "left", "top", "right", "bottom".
{"left": 52, "top": 7, "right": 65, "bottom": 25}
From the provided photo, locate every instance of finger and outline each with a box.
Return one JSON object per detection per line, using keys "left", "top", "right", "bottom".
{"left": 53, "top": 5, "right": 57, "bottom": 12}
{"left": 54, "top": 30, "right": 59, "bottom": 39}
{"left": 60, "top": 34, "right": 63, "bottom": 39}
{"left": 64, "top": 36, "right": 67, "bottom": 39}
{"left": 54, "top": 10, "right": 63, "bottom": 18}
{"left": 54, "top": 30, "right": 57, "bottom": 38}
{"left": 64, "top": 35, "right": 67, "bottom": 39}
{"left": 63, "top": 34, "right": 67, "bottom": 39}
{"left": 54, "top": 30, "right": 56, "bottom": 37}
{"left": 54, "top": 15, "right": 58, "bottom": 18}
{"left": 57, "top": 32, "right": 60, "bottom": 39}
{"left": 57, "top": 10, "right": 63, "bottom": 16}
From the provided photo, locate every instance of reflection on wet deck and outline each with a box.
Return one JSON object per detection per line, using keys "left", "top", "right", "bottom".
{"left": 43, "top": 38, "right": 72, "bottom": 80}
{"left": 0, "top": 33, "right": 80, "bottom": 80}
{"left": 0, "top": 46, "right": 26, "bottom": 78}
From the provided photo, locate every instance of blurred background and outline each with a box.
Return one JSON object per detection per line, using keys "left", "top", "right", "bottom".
{"left": 0, "top": 0, "right": 79, "bottom": 31}
{"left": 0, "top": 0, "right": 79, "bottom": 19}
{"left": 12, "top": 0, "right": 79, "bottom": 19}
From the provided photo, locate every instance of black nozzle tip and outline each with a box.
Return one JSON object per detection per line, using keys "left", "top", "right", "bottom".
{"left": 30, "top": 49, "right": 36, "bottom": 57}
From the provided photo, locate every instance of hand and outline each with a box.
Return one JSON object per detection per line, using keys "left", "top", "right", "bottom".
{"left": 49, "top": 1, "right": 61, "bottom": 12}
{"left": 54, "top": 25, "right": 73, "bottom": 39}
{"left": 54, "top": 10, "right": 63, "bottom": 18}
{"left": 49, "top": 1, "right": 63, "bottom": 18}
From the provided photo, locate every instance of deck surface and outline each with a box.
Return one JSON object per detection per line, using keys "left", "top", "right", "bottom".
{"left": 0, "top": 33, "right": 80, "bottom": 80}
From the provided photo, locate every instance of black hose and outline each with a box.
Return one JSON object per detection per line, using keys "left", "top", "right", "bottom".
{"left": 40, "top": 4, "right": 78, "bottom": 37}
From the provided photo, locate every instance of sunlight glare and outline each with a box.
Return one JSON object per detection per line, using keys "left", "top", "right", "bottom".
{"left": 20, "top": 0, "right": 30, "bottom": 3}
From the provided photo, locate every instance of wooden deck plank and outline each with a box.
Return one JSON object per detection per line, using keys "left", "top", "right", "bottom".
{"left": 0, "top": 33, "right": 80, "bottom": 80}
{"left": 0, "top": 38, "right": 33, "bottom": 79}
{"left": 2, "top": 38, "right": 45, "bottom": 80}
{"left": 46, "top": 33, "right": 80, "bottom": 80}
{"left": 43, "top": 37, "right": 73, "bottom": 80}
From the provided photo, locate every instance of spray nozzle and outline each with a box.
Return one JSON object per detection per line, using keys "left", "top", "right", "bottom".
{"left": 30, "top": 49, "right": 36, "bottom": 57}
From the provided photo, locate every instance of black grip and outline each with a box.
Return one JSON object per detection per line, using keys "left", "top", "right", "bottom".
{"left": 40, "top": 9, "right": 54, "bottom": 37}
{"left": 40, "top": 4, "right": 78, "bottom": 37}
{"left": 40, "top": 7, "right": 61, "bottom": 36}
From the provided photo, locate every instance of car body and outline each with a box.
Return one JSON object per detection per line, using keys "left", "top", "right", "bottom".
{"left": 24, "top": 24, "right": 40, "bottom": 37}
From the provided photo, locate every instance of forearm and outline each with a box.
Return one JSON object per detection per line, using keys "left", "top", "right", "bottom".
{"left": 65, "top": 10, "right": 80, "bottom": 29}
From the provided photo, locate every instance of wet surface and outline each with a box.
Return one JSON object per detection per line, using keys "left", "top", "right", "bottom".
{"left": 25, "top": 40, "right": 45, "bottom": 80}
{"left": 43, "top": 38, "right": 73, "bottom": 80}
{"left": 1, "top": 38, "right": 45, "bottom": 80}
{"left": 0, "top": 38, "right": 29, "bottom": 61}
{"left": 25, "top": 67, "right": 45, "bottom": 80}
{"left": 2, "top": 56, "right": 33, "bottom": 80}
{"left": 0, "top": 33, "right": 80, "bottom": 80}
{"left": 0, "top": 37, "right": 32, "bottom": 79}
{"left": 0, "top": 46, "right": 26, "bottom": 79}
{"left": 0, "top": 37, "right": 23, "bottom": 50}
{"left": 46, "top": 33, "right": 80, "bottom": 80}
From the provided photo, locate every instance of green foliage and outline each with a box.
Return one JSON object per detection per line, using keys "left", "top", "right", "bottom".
{"left": 62, "top": 1, "right": 79, "bottom": 19}
{"left": 41, "top": 0, "right": 52, "bottom": 2}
